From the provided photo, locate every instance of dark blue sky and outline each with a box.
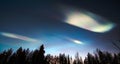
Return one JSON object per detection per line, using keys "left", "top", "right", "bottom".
{"left": 0, "top": 0, "right": 120, "bottom": 58}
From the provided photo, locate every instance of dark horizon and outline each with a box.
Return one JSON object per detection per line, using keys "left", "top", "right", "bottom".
{"left": 0, "top": 44, "right": 120, "bottom": 64}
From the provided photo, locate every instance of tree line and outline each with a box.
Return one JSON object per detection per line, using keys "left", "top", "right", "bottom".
{"left": 0, "top": 44, "right": 120, "bottom": 64}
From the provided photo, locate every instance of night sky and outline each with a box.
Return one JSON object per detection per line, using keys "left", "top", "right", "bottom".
{"left": 0, "top": 0, "right": 120, "bottom": 58}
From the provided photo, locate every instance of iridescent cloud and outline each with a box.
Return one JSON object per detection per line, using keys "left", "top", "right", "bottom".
{"left": 64, "top": 37, "right": 84, "bottom": 45}
{"left": 71, "top": 39, "right": 84, "bottom": 44}
{"left": 0, "top": 32, "right": 39, "bottom": 42}
{"left": 64, "top": 8, "right": 115, "bottom": 33}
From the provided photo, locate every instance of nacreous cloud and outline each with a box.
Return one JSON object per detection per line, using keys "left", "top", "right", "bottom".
{"left": 70, "top": 39, "right": 84, "bottom": 44}
{"left": 0, "top": 32, "right": 39, "bottom": 42}
{"left": 64, "top": 37, "right": 84, "bottom": 45}
{"left": 64, "top": 9, "right": 115, "bottom": 33}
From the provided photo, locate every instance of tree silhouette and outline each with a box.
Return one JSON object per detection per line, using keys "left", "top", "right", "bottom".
{"left": 0, "top": 44, "right": 120, "bottom": 64}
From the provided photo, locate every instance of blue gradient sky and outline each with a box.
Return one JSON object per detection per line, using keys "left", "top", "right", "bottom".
{"left": 0, "top": 0, "right": 120, "bottom": 58}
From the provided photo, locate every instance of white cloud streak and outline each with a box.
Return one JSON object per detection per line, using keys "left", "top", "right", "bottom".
{"left": 1, "top": 32, "right": 39, "bottom": 43}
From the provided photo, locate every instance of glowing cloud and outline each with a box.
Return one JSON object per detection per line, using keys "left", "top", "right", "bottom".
{"left": 72, "top": 39, "right": 84, "bottom": 44}
{"left": 0, "top": 32, "right": 39, "bottom": 42}
{"left": 64, "top": 37, "right": 84, "bottom": 44}
{"left": 65, "top": 10, "right": 115, "bottom": 33}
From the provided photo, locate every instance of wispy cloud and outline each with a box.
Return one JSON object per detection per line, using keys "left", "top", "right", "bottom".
{"left": 0, "top": 32, "right": 39, "bottom": 43}
{"left": 64, "top": 37, "right": 84, "bottom": 45}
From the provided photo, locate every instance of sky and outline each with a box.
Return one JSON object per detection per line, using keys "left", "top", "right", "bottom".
{"left": 0, "top": 0, "right": 120, "bottom": 59}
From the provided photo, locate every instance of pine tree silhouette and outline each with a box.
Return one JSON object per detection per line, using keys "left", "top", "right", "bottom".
{"left": 0, "top": 44, "right": 120, "bottom": 64}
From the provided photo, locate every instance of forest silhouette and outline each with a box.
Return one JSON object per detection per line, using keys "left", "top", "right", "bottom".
{"left": 0, "top": 44, "right": 120, "bottom": 64}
